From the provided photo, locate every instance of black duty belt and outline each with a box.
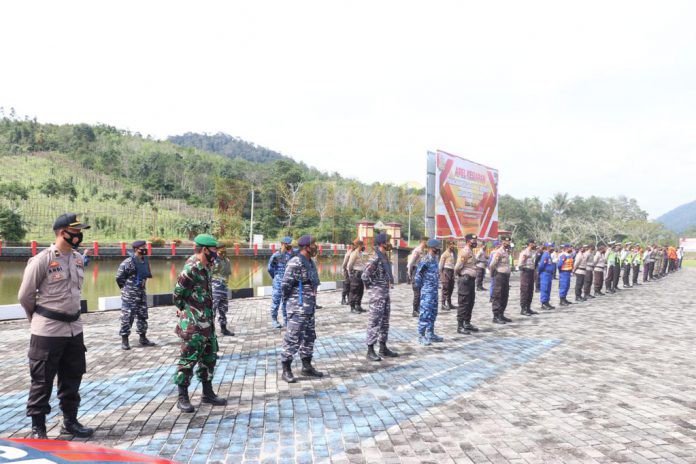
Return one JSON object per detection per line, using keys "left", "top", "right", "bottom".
{"left": 35, "top": 306, "right": 80, "bottom": 323}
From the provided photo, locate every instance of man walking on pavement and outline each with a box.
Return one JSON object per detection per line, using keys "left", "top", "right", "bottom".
{"left": 18, "top": 213, "right": 95, "bottom": 439}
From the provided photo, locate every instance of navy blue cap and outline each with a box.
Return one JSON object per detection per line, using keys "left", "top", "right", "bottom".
{"left": 298, "top": 235, "right": 314, "bottom": 247}
{"left": 465, "top": 233, "right": 477, "bottom": 241}
{"left": 426, "top": 239, "right": 441, "bottom": 248}
{"left": 375, "top": 233, "right": 390, "bottom": 245}
{"left": 53, "top": 213, "right": 90, "bottom": 231}
{"left": 281, "top": 236, "right": 292, "bottom": 244}
{"left": 132, "top": 240, "right": 146, "bottom": 248}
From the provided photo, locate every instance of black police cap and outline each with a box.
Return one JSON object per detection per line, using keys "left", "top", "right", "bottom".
{"left": 53, "top": 213, "right": 90, "bottom": 231}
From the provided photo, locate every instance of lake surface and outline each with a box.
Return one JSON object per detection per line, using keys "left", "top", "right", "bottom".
{"left": 0, "top": 256, "right": 343, "bottom": 309}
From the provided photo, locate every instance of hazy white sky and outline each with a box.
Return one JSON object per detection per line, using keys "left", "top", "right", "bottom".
{"left": 1, "top": 0, "right": 695, "bottom": 218}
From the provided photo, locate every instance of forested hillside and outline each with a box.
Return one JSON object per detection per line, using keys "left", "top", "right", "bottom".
{"left": 0, "top": 111, "right": 424, "bottom": 243}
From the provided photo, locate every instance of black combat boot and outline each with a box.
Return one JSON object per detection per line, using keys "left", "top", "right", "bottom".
{"left": 457, "top": 321, "right": 469, "bottom": 334}
{"left": 564, "top": 297, "right": 573, "bottom": 305}
{"left": 492, "top": 316, "right": 506, "bottom": 324}
{"left": 281, "top": 360, "right": 296, "bottom": 383}
{"left": 341, "top": 295, "right": 347, "bottom": 305}
{"left": 379, "top": 341, "right": 399, "bottom": 357}
{"left": 301, "top": 357, "right": 324, "bottom": 377}
{"left": 356, "top": 304, "right": 366, "bottom": 313}
{"left": 139, "top": 333, "right": 156, "bottom": 346}
{"left": 464, "top": 322, "right": 479, "bottom": 332}
{"left": 559, "top": 298, "right": 568, "bottom": 307}
{"left": 220, "top": 324, "right": 234, "bottom": 336}
{"left": 121, "top": 335, "right": 130, "bottom": 350}
{"left": 501, "top": 314, "right": 513, "bottom": 323}
{"left": 61, "top": 411, "right": 94, "bottom": 438}
{"left": 527, "top": 306, "right": 539, "bottom": 315}
{"left": 521, "top": 305, "right": 532, "bottom": 316}
{"left": 31, "top": 415, "right": 47, "bottom": 439}
{"left": 350, "top": 303, "right": 358, "bottom": 314}
{"left": 366, "top": 344, "right": 382, "bottom": 362}
{"left": 177, "top": 385, "right": 195, "bottom": 413}
{"left": 201, "top": 381, "right": 227, "bottom": 406}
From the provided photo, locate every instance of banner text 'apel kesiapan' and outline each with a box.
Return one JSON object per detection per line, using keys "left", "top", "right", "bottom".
{"left": 434, "top": 150, "right": 499, "bottom": 240}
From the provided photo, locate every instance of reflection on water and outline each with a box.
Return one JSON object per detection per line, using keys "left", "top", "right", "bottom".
{"left": 0, "top": 256, "right": 342, "bottom": 310}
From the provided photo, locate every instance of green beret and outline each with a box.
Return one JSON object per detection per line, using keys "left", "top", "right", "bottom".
{"left": 194, "top": 234, "right": 218, "bottom": 247}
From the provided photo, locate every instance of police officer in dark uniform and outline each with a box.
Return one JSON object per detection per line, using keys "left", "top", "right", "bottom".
{"left": 18, "top": 213, "right": 95, "bottom": 439}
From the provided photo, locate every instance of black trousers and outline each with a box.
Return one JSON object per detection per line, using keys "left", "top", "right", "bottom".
{"left": 491, "top": 272, "right": 510, "bottom": 317}
{"left": 622, "top": 264, "right": 631, "bottom": 286}
{"left": 605, "top": 266, "right": 614, "bottom": 291}
{"left": 594, "top": 270, "right": 604, "bottom": 293}
{"left": 519, "top": 269, "right": 534, "bottom": 309}
{"left": 535, "top": 270, "right": 541, "bottom": 291}
{"left": 475, "top": 267, "right": 486, "bottom": 289}
{"left": 632, "top": 265, "right": 640, "bottom": 284}
{"left": 583, "top": 268, "right": 593, "bottom": 296}
{"left": 342, "top": 271, "right": 350, "bottom": 299}
{"left": 456, "top": 274, "right": 476, "bottom": 323}
{"left": 441, "top": 269, "right": 454, "bottom": 305}
{"left": 574, "top": 273, "right": 585, "bottom": 299}
{"left": 27, "top": 332, "right": 86, "bottom": 417}
{"left": 349, "top": 271, "right": 364, "bottom": 306}
{"left": 412, "top": 283, "right": 421, "bottom": 312}
{"left": 612, "top": 265, "right": 621, "bottom": 289}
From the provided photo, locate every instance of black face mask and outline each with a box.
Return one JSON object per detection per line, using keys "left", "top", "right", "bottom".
{"left": 470, "top": 241, "right": 478, "bottom": 248}
{"left": 62, "top": 230, "right": 83, "bottom": 249}
{"left": 361, "top": 246, "right": 366, "bottom": 252}
{"left": 205, "top": 248, "right": 218, "bottom": 262}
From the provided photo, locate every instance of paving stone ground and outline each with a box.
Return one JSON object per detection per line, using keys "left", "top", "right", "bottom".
{"left": 1, "top": 268, "right": 696, "bottom": 463}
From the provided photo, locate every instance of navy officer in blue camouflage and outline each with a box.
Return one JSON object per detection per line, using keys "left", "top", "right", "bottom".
{"left": 116, "top": 240, "right": 155, "bottom": 350}
{"left": 362, "top": 233, "right": 399, "bottom": 362}
{"left": 413, "top": 239, "right": 444, "bottom": 345}
{"left": 280, "top": 235, "right": 323, "bottom": 383}
{"left": 268, "top": 236, "right": 294, "bottom": 328}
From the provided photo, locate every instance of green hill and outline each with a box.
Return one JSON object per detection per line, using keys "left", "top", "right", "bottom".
{"left": 657, "top": 200, "right": 696, "bottom": 234}
{"left": 0, "top": 114, "right": 425, "bottom": 244}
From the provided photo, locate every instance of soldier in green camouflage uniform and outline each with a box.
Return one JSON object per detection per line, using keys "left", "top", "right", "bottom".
{"left": 173, "top": 234, "right": 227, "bottom": 413}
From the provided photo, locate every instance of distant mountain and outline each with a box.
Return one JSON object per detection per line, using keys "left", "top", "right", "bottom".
{"left": 657, "top": 200, "right": 696, "bottom": 233}
{"left": 168, "top": 132, "right": 292, "bottom": 164}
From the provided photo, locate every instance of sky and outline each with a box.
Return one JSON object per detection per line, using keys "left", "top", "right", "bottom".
{"left": 1, "top": 0, "right": 695, "bottom": 218}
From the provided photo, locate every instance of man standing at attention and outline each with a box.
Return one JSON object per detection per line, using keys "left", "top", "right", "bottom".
{"left": 18, "top": 213, "right": 94, "bottom": 439}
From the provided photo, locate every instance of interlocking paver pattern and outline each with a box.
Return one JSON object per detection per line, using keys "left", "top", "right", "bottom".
{"left": 1, "top": 269, "right": 695, "bottom": 463}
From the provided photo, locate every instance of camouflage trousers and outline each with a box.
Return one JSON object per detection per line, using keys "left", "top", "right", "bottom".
{"left": 366, "top": 285, "right": 391, "bottom": 345}
{"left": 417, "top": 286, "right": 439, "bottom": 336}
{"left": 119, "top": 286, "right": 148, "bottom": 336}
{"left": 212, "top": 279, "right": 229, "bottom": 326}
{"left": 281, "top": 307, "right": 316, "bottom": 362}
{"left": 173, "top": 332, "right": 218, "bottom": 387}
{"left": 270, "top": 276, "right": 288, "bottom": 323}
